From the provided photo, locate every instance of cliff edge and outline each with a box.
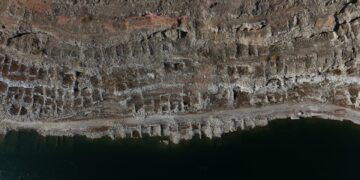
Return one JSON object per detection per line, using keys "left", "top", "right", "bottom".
{"left": 0, "top": 0, "right": 359, "bottom": 143}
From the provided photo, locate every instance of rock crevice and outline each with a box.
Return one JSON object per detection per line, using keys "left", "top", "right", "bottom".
{"left": 0, "top": 0, "right": 359, "bottom": 143}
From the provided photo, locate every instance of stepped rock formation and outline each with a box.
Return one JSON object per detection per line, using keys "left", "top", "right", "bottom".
{"left": 0, "top": 0, "right": 360, "bottom": 143}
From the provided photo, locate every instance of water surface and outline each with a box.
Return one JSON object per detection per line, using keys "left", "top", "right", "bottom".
{"left": 0, "top": 118, "right": 359, "bottom": 180}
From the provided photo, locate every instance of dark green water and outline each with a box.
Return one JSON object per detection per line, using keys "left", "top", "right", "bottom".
{"left": 0, "top": 118, "right": 359, "bottom": 180}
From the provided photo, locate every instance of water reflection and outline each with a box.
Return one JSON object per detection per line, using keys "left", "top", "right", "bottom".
{"left": 0, "top": 118, "right": 359, "bottom": 180}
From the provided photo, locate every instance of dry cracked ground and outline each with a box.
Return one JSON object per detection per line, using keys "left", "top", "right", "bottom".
{"left": 0, "top": 0, "right": 359, "bottom": 143}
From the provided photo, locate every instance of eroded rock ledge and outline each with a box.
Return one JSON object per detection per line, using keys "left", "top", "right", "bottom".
{"left": 0, "top": 0, "right": 360, "bottom": 143}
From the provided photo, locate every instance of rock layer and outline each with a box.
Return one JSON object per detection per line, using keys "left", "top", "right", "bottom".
{"left": 0, "top": 0, "right": 360, "bottom": 143}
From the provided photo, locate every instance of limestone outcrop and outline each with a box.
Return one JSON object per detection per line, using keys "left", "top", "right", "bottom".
{"left": 0, "top": 0, "right": 360, "bottom": 143}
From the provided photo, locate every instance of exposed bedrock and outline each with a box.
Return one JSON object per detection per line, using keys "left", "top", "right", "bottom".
{"left": 0, "top": 0, "right": 360, "bottom": 143}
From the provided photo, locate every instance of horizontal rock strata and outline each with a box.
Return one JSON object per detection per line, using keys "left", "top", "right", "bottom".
{"left": 0, "top": 0, "right": 360, "bottom": 143}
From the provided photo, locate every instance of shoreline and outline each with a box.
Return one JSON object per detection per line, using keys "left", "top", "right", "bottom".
{"left": 0, "top": 102, "right": 359, "bottom": 144}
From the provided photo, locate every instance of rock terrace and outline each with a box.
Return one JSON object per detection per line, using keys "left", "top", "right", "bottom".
{"left": 0, "top": 0, "right": 360, "bottom": 143}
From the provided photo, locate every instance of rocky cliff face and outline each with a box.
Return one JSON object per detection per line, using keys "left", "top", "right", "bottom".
{"left": 0, "top": 0, "right": 360, "bottom": 143}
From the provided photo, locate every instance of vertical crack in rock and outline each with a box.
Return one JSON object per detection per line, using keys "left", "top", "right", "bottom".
{"left": 0, "top": 0, "right": 359, "bottom": 143}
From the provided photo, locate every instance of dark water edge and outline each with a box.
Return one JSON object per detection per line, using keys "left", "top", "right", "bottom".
{"left": 0, "top": 118, "right": 359, "bottom": 180}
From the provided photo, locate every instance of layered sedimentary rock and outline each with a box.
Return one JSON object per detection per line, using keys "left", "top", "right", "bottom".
{"left": 0, "top": 0, "right": 360, "bottom": 143}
